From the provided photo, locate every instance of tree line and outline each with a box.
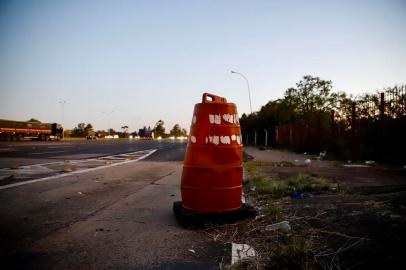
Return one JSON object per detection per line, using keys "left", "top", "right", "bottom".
{"left": 65, "top": 120, "right": 187, "bottom": 138}
{"left": 240, "top": 75, "right": 405, "bottom": 163}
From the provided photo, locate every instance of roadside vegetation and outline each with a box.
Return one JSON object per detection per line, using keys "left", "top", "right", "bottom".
{"left": 63, "top": 120, "right": 187, "bottom": 139}
{"left": 202, "top": 158, "right": 404, "bottom": 269}
{"left": 240, "top": 75, "right": 405, "bottom": 164}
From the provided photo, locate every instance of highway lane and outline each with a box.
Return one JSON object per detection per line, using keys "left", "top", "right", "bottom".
{"left": 0, "top": 140, "right": 225, "bottom": 269}
{"left": 0, "top": 140, "right": 188, "bottom": 168}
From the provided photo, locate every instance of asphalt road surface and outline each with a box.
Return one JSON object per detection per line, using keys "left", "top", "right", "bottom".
{"left": 0, "top": 140, "right": 226, "bottom": 269}
{"left": 0, "top": 139, "right": 187, "bottom": 168}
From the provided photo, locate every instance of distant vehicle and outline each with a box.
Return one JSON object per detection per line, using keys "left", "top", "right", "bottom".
{"left": 138, "top": 128, "right": 154, "bottom": 140}
{"left": 86, "top": 135, "right": 98, "bottom": 140}
{"left": 104, "top": 134, "right": 119, "bottom": 139}
{"left": 0, "top": 119, "right": 63, "bottom": 141}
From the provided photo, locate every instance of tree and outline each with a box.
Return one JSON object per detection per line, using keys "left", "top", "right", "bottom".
{"left": 121, "top": 125, "right": 129, "bottom": 133}
{"left": 120, "top": 125, "right": 129, "bottom": 138}
{"left": 284, "top": 75, "right": 346, "bottom": 117}
{"left": 170, "top": 124, "right": 187, "bottom": 137}
{"left": 108, "top": 128, "right": 115, "bottom": 135}
{"left": 85, "top": 123, "right": 93, "bottom": 132}
{"left": 27, "top": 118, "right": 41, "bottom": 123}
{"left": 153, "top": 120, "right": 166, "bottom": 137}
{"left": 71, "top": 123, "right": 93, "bottom": 137}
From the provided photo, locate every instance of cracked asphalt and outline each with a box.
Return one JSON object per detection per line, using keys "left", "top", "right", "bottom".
{"left": 0, "top": 140, "right": 225, "bottom": 269}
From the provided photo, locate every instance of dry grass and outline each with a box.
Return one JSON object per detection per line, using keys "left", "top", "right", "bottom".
{"left": 201, "top": 161, "right": 352, "bottom": 269}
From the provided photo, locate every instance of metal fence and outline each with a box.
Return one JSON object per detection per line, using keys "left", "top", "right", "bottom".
{"left": 273, "top": 86, "right": 406, "bottom": 164}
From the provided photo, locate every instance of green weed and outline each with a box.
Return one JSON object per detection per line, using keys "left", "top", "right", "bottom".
{"left": 250, "top": 173, "right": 336, "bottom": 198}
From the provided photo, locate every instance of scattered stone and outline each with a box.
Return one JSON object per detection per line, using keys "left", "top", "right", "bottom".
{"left": 264, "top": 221, "right": 291, "bottom": 232}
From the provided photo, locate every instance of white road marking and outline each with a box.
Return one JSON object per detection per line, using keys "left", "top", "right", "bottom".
{"left": 0, "top": 149, "right": 157, "bottom": 191}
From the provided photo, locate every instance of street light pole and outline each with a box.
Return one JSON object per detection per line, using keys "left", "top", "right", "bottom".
{"left": 102, "top": 111, "right": 114, "bottom": 136}
{"left": 58, "top": 100, "right": 66, "bottom": 140}
{"left": 231, "top": 70, "right": 254, "bottom": 144}
{"left": 231, "top": 70, "right": 253, "bottom": 114}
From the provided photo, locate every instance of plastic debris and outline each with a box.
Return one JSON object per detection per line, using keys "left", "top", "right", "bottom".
{"left": 264, "top": 221, "right": 291, "bottom": 232}
{"left": 365, "top": 160, "right": 375, "bottom": 165}
{"left": 342, "top": 164, "right": 369, "bottom": 168}
{"left": 294, "top": 159, "right": 299, "bottom": 163}
{"left": 188, "top": 249, "right": 196, "bottom": 254}
{"left": 304, "top": 152, "right": 307, "bottom": 155}
{"left": 255, "top": 214, "right": 266, "bottom": 220}
{"left": 290, "top": 192, "right": 313, "bottom": 199}
{"left": 77, "top": 191, "right": 83, "bottom": 195}
{"left": 290, "top": 192, "right": 303, "bottom": 199}
{"left": 319, "top": 151, "right": 327, "bottom": 158}
{"left": 231, "top": 243, "right": 256, "bottom": 265}
{"left": 304, "top": 159, "right": 311, "bottom": 165}
{"left": 241, "top": 192, "right": 246, "bottom": 204}
{"left": 250, "top": 185, "right": 256, "bottom": 192}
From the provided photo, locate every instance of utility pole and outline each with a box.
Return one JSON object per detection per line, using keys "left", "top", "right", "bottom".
{"left": 58, "top": 100, "right": 66, "bottom": 140}
{"left": 102, "top": 111, "right": 115, "bottom": 136}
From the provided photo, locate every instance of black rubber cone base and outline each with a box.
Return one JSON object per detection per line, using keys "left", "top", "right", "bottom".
{"left": 173, "top": 201, "right": 257, "bottom": 228}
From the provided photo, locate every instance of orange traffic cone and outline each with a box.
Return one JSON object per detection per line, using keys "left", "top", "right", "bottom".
{"left": 174, "top": 93, "right": 256, "bottom": 226}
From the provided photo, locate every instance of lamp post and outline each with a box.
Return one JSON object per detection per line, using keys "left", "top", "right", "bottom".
{"left": 231, "top": 70, "right": 255, "bottom": 144}
{"left": 102, "top": 111, "right": 114, "bottom": 136}
{"left": 58, "top": 100, "right": 66, "bottom": 140}
{"left": 230, "top": 70, "right": 253, "bottom": 114}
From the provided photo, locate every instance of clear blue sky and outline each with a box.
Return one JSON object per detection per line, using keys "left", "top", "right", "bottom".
{"left": 1, "top": 0, "right": 405, "bottom": 132}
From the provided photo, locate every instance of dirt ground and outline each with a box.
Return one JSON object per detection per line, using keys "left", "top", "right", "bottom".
{"left": 209, "top": 147, "right": 406, "bottom": 269}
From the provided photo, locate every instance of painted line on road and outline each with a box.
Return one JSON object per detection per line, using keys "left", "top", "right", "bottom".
{"left": 0, "top": 149, "right": 157, "bottom": 191}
